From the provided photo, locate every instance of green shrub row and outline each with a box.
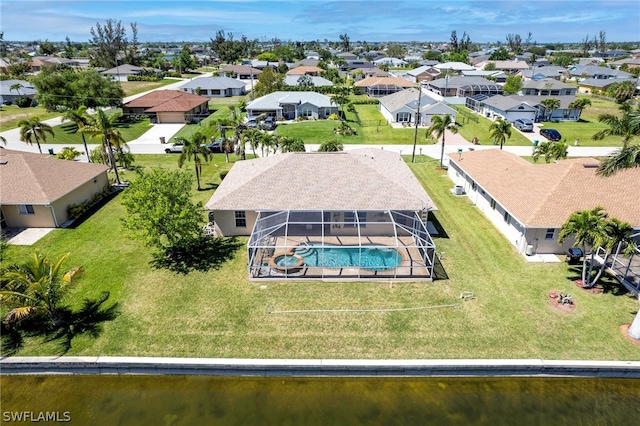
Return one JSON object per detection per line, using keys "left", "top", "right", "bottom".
{"left": 127, "top": 75, "right": 162, "bottom": 82}
{"left": 349, "top": 98, "right": 379, "bottom": 105}
{"left": 66, "top": 185, "right": 112, "bottom": 220}
{"left": 281, "top": 85, "right": 355, "bottom": 95}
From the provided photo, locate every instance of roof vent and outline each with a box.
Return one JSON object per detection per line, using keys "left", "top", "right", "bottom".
{"left": 583, "top": 163, "right": 599, "bottom": 168}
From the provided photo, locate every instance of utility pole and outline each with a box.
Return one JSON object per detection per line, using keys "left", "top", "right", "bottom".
{"left": 411, "top": 84, "right": 422, "bottom": 163}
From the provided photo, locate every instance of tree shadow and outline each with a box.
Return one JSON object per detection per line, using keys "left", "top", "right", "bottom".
{"left": 1, "top": 292, "right": 118, "bottom": 356}
{"left": 200, "top": 182, "right": 219, "bottom": 191}
{"left": 46, "top": 291, "right": 119, "bottom": 355}
{"left": 565, "top": 264, "right": 629, "bottom": 296}
{"left": 151, "top": 237, "right": 243, "bottom": 274}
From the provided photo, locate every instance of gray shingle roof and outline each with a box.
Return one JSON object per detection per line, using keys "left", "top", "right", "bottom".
{"left": 482, "top": 95, "right": 537, "bottom": 111}
{"left": 284, "top": 75, "right": 333, "bottom": 87}
{"left": 179, "top": 76, "right": 246, "bottom": 90}
{"left": 379, "top": 88, "right": 435, "bottom": 112}
{"left": 523, "top": 79, "right": 574, "bottom": 90}
{"left": 246, "top": 91, "right": 334, "bottom": 110}
{"left": 205, "top": 148, "right": 437, "bottom": 212}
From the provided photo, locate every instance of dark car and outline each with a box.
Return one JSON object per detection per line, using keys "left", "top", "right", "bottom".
{"left": 539, "top": 128, "right": 562, "bottom": 141}
{"left": 204, "top": 139, "right": 234, "bottom": 153}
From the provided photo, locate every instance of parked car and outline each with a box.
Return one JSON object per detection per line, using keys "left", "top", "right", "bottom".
{"left": 261, "top": 116, "right": 276, "bottom": 130}
{"left": 245, "top": 116, "right": 259, "bottom": 128}
{"left": 513, "top": 118, "right": 534, "bottom": 132}
{"left": 204, "top": 139, "right": 234, "bottom": 153}
{"left": 164, "top": 142, "right": 184, "bottom": 153}
{"left": 539, "top": 128, "right": 562, "bottom": 141}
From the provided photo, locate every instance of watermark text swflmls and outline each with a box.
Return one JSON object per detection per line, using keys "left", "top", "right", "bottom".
{"left": 3, "top": 411, "right": 71, "bottom": 422}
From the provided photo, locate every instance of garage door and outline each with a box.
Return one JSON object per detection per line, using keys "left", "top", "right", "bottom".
{"left": 157, "top": 112, "right": 185, "bottom": 123}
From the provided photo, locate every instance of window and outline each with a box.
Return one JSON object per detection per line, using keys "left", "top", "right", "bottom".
{"left": 235, "top": 211, "right": 247, "bottom": 227}
{"left": 504, "top": 211, "right": 511, "bottom": 224}
{"left": 18, "top": 204, "right": 35, "bottom": 215}
{"left": 301, "top": 108, "right": 313, "bottom": 118}
{"left": 211, "top": 89, "right": 221, "bottom": 95}
{"left": 545, "top": 228, "right": 555, "bottom": 240}
{"left": 490, "top": 199, "right": 496, "bottom": 209}
{"left": 396, "top": 112, "right": 411, "bottom": 122}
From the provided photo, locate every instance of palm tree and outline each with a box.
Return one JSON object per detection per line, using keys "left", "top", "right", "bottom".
{"left": 488, "top": 119, "right": 512, "bottom": 150}
{"left": 261, "top": 133, "right": 278, "bottom": 156}
{"left": 81, "top": 109, "right": 125, "bottom": 184}
{"left": 211, "top": 118, "right": 236, "bottom": 163}
{"left": 540, "top": 98, "right": 561, "bottom": 121}
{"left": 558, "top": 206, "right": 609, "bottom": 287}
{"left": 242, "top": 129, "right": 262, "bottom": 158}
{"left": 532, "top": 141, "right": 568, "bottom": 163}
{"left": 0, "top": 252, "right": 74, "bottom": 327}
{"left": 177, "top": 131, "right": 210, "bottom": 191}
{"left": 426, "top": 114, "right": 458, "bottom": 168}
{"left": 278, "top": 136, "right": 305, "bottom": 153}
{"left": 18, "top": 116, "right": 55, "bottom": 154}
{"left": 318, "top": 138, "right": 344, "bottom": 152}
{"left": 589, "top": 217, "right": 637, "bottom": 287}
{"left": 592, "top": 103, "right": 640, "bottom": 148}
{"left": 568, "top": 97, "right": 591, "bottom": 119}
{"left": 9, "top": 82, "right": 23, "bottom": 96}
{"left": 330, "top": 93, "right": 350, "bottom": 120}
{"left": 596, "top": 144, "right": 640, "bottom": 177}
{"left": 62, "top": 106, "right": 92, "bottom": 162}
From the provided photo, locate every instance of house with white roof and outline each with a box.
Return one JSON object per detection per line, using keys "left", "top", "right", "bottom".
{"left": 178, "top": 76, "right": 246, "bottom": 97}
{"left": 205, "top": 148, "right": 437, "bottom": 281}
{"left": 245, "top": 91, "right": 337, "bottom": 120}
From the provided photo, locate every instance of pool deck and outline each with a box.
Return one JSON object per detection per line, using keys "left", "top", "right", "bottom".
{"left": 2, "top": 357, "right": 639, "bottom": 378}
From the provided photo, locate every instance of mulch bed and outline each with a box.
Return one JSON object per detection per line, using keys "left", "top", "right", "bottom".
{"left": 620, "top": 324, "right": 640, "bottom": 346}
{"left": 574, "top": 280, "right": 603, "bottom": 294}
{"left": 548, "top": 292, "right": 576, "bottom": 313}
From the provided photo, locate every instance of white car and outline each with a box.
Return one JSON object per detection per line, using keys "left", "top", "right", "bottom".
{"left": 164, "top": 142, "right": 184, "bottom": 153}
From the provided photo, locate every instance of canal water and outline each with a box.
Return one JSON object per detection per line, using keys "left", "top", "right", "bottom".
{"left": 2, "top": 375, "right": 639, "bottom": 425}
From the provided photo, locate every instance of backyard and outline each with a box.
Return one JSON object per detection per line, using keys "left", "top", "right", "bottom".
{"left": 2, "top": 154, "right": 638, "bottom": 360}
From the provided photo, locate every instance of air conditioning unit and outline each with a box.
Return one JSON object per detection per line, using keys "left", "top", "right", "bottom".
{"left": 525, "top": 245, "right": 535, "bottom": 256}
{"left": 453, "top": 185, "right": 464, "bottom": 195}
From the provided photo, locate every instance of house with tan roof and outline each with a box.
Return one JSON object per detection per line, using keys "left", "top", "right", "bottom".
{"left": 123, "top": 90, "right": 210, "bottom": 123}
{"left": 354, "top": 76, "right": 415, "bottom": 97}
{"left": 286, "top": 66, "right": 323, "bottom": 76}
{"left": 216, "top": 65, "right": 262, "bottom": 80}
{"left": 447, "top": 149, "right": 640, "bottom": 257}
{"left": 205, "top": 148, "right": 438, "bottom": 281}
{"left": 0, "top": 149, "right": 109, "bottom": 229}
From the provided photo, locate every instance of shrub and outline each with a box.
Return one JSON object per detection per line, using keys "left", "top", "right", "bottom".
{"left": 219, "top": 171, "right": 229, "bottom": 180}
{"left": 328, "top": 113, "right": 340, "bottom": 121}
{"left": 14, "top": 96, "right": 32, "bottom": 108}
{"left": 56, "top": 146, "right": 83, "bottom": 161}
{"left": 66, "top": 185, "right": 112, "bottom": 220}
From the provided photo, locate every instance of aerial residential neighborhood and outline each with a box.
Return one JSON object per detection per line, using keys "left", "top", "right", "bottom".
{"left": 1, "top": 0, "right": 640, "bottom": 422}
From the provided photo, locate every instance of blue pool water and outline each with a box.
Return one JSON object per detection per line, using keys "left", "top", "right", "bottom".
{"left": 294, "top": 242, "right": 401, "bottom": 271}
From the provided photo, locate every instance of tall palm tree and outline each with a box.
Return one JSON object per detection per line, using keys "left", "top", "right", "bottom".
{"left": 211, "top": 118, "right": 236, "bottom": 163}
{"left": 176, "top": 131, "right": 210, "bottom": 191}
{"left": 261, "top": 133, "right": 278, "bottom": 156}
{"left": 62, "top": 105, "right": 92, "bottom": 162}
{"left": 81, "top": 109, "right": 125, "bottom": 184}
{"left": 596, "top": 144, "right": 640, "bottom": 177}
{"left": 242, "top": 129, "right": 262, "bottom": 158}
{"left": 488, "top": 119, "right": 512, "bottom": 150}
{"left": 318, "top": 138, "right": 344, "bottom": 152}
{"left": 330, "top": 93, "right": 350, "bottom": 120}
{"left": 568, "top": 97, "right": 591, "bottom": 119}
{"left": 0, "top": 252, "right": 73, "bottom": 327}
{"left": 278, "top": 136, "right": 305, "bottom": 153}
{"left": 9, "top": 82, "right": 23, "bottom": 96}
{"left": 426, "top": 114, "right": 458, "bottom": 168}
{"left": 532, "top": 141, "right": 568, "bottom": 163}
{"left": 540, "top": 98, "right": 561, "bottom": 121}
{"left": 589, "top": 217, "right": 637, "bottom": 286}
{"left": 18, "top": 116, "right": 55, "bottom": 154}
{"left": 592, "top": 103, "right": 640, "bottom": 148}
{"left": 558, "top": 206, "right": 609, "bottom": 287}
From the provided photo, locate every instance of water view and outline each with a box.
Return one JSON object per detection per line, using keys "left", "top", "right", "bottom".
{"left": 2, "top": 375, "right": 639, "bottom": 425}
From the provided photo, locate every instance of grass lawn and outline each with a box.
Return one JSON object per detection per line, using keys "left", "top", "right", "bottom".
{"left": 0, "top": 105, "right": 62, "bottom": 131}
{"left": 119, "top": 79, "right": 178, "bottom": 97}
{"left": 48, "top": 110, "right": 153, "bottom": 145}
{"left": 2, "top": 154, "right": 638, "bottom": 360}
{"left": 452, "top": 105, "right": 533, "bottom": 147}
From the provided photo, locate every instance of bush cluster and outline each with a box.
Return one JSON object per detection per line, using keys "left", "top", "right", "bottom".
{"left": 66, "top": 185, "right": 111, "bottom": 220}
{"left": 127, "top": 75, "right": 161, "bottom": 82}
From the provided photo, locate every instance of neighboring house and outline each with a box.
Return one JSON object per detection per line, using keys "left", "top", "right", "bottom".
{"left": 178, "top": 76, "right": 246, "bottom": 97}
{"left": 406, "top": 65, "right": 441, "bottom": 83}
{"left": 100, "top": 64, "right": 152, "bottom": 82}
{"left": 521, "top": 79, "right": 577, "bottom": 96}
{"left": 424, "top": 76, "right": 503, "bottom": 98}
{"left": 477, "top": 60, "right": 530, "bottom": 74}
{"left": 472, "top": 95, "right": 538, "bottom": 122}
{"left": 0, "top": 79, "right": 36, "bottom": 104}
{"left": 205, "top": 148, "right": 438, "bottom": 281}
{"left": 577, "top": 58, "right": 604, "bottom": 67}
{"left": 0, "top": 149, "right": 109, "bottom": 229}
{"left": 434, "top": 62, "right": 476, "bottom": 73}
{"left": 378, "top": 88, "right": 457, "bottom": 125}
{"left": 29, "top": 56, "right": 80, "bottom": 72}
{"left": 518, "top": 66, "right": 567, "bottom": 81}
{"left": 516, "top": 95, "right": 581, "bottom": 121}
{"left": 249, "top": 61, "right": 281, "bottom": 70}
{"left": 593, "top": 50, "right": 631, "bottom": 59}
{"left": 469, "top": 54, "right": 491, "bottom": 66}
{"left": 372, "top": 57, "right": 409, "bottom": 67}
{"left": 447, "top": 149, "right": 640, "bottom": 257}
{"left": 245, "top": 91, "right": 337, "bottom": 120}
{"left": 568, "top": 65, "right": 633, "bottom": 81}
{"left": 342, "top": 60, "right": 376, "bottom": 70}
{"left": 354, "top": 76, "right": 415, "bottom": 97}
{"left": 336, "top": 52, "right": 358, "bottom": 61}
{"left": 294, "top": 58, "right": 321, "bottom": 67}
{"left": 576, "top": 78, "right": 622, "bottom": 94}
{"left": 460, "top": 70, "right": 507, "bottom": 83}
{"left": 305, "top": 51, "right": 320, "bottom": 60}
{"left": 123, "top": 90, "right": 210, "bottom": 123}
{"left": 609, "top": 57, "right": 640, "bottom": 69}
{"left": 284, "top": 75, "right": 333, "bottom": 87}
{"left": 350, "top": 67, "right": 391, "bottom": 81}
{"left": 286, "top": 66, "right": 323, "bottom": 76}
{"left": 217, "top": 65, "right": 262, "bottom": 79}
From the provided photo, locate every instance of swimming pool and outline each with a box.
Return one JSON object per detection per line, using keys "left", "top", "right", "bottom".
{"left": 293, "top": 242, "right": 402, "bottom": 271}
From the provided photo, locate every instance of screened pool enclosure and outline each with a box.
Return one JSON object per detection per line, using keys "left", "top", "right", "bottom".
{"left": 248, "top": 210, "right": 436, "bottom": 280}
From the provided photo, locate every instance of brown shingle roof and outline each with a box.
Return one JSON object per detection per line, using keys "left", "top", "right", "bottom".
{"left": 286, "top": 66, "right": 323, "bottom": 75}
{"left": 0, "top": 149, "right": 108, "bottom": 204}
{"left": 449, "top": 150, "right": 640, "bottom": 227}
{"left": 124, "top": 90, "right": 208, "bottom": 112}
{"left": 354, "top": 77, "right": 415, "bottom": 88}
{"left": 206, "top": 148, "right": 437, "bottom": 212}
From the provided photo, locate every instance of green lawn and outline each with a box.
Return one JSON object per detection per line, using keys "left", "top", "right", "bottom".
{"left": 2, "top": 154, "right": 638, "bottom": 360}
{"left": 0, "top": 105, "right": 62, "bottom": 131}
{"left": 453, "top": 106, "right": 533, "bottom": 146}
{"left": 119, "top": 79, "right": 178, "bottom": 97}
{"left": 48, "top": 111, "right": 153, "bottom": 145}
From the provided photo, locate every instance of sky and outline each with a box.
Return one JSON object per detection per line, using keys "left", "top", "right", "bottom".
{"left": 1, "top": 0, "right": 639, "bottom": 44}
